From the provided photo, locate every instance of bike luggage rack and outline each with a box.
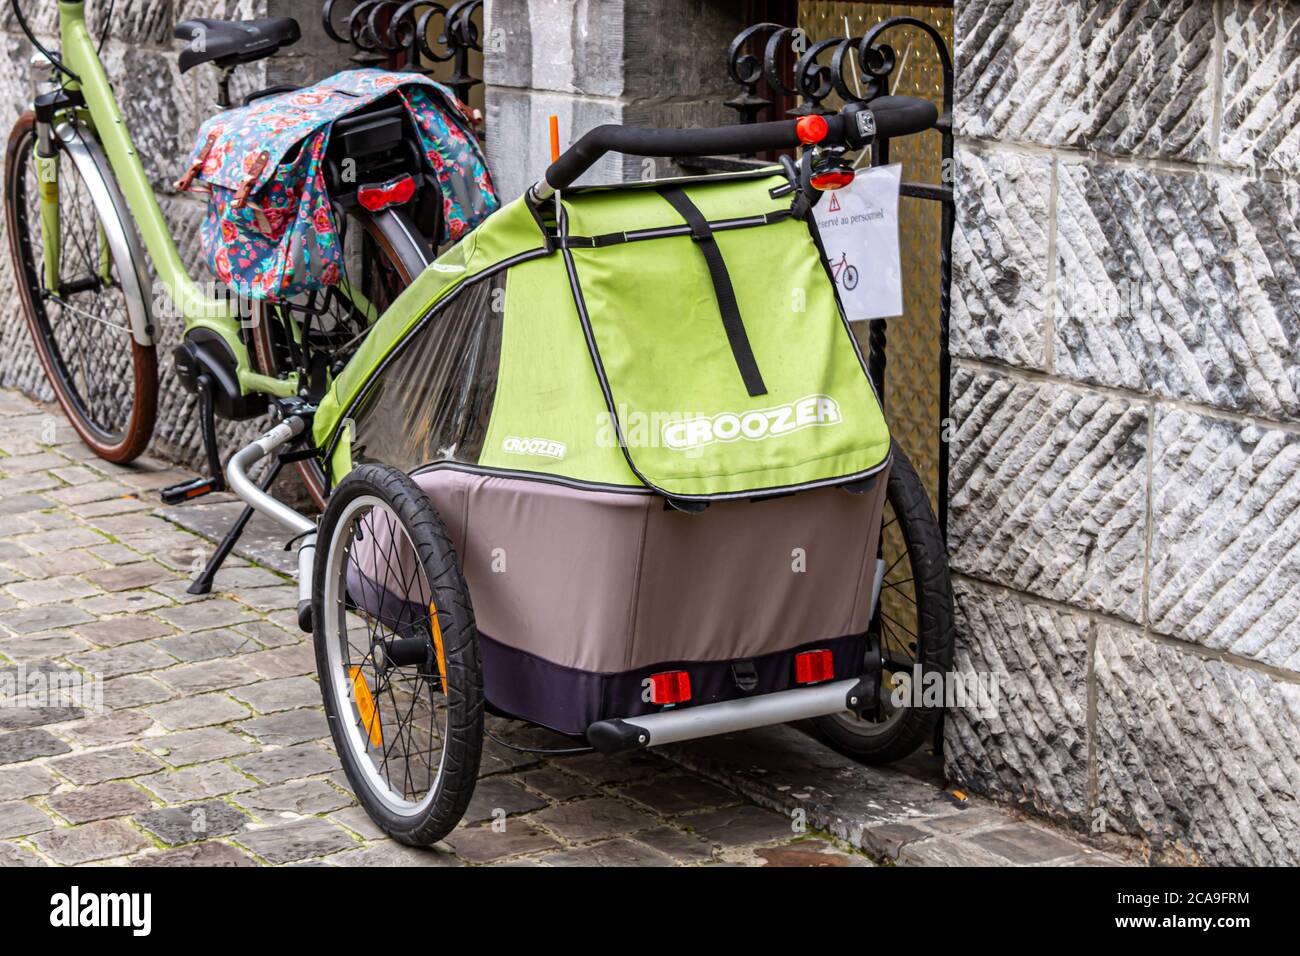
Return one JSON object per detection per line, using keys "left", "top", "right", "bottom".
{"left": 182, "top": 3, "right": 489, "bottom": 601}
{"left": 684, "top": 16, "right": 954, "bottom": 537}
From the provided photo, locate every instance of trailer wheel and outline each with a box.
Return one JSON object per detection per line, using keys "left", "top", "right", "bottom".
{"left": 812, "top": 443, "right": 955, "bottom": 764}
{"left": 313, "top": 463, "right": 483, "bottom": 845}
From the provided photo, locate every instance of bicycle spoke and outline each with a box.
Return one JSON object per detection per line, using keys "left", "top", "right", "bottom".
{"left": 335, "top": 501, "right": 446, "bottom": 809}
{"left": 20, "top": 144, "right": 136, "bottom": 439}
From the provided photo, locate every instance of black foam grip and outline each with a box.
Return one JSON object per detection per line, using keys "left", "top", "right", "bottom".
{"left": 864, "top": 95, "right": 939, "bottom": 138}
{"left": 545, "top": 119, "right": 803, "bottom": 191}
{"left": 543, "top": 96, "right": 938, "bottom": 192}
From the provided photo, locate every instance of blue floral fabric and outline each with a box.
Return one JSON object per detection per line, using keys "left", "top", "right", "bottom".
{"left": 181, "top": 69, "right": 497, "bottom": 300}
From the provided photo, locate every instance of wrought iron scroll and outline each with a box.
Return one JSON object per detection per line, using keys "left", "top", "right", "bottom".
{"left": 721, "top": 16, "right": 954, "bottom": 536}
{"left": 321, "top": 0, "right": 483, "bottom": 105}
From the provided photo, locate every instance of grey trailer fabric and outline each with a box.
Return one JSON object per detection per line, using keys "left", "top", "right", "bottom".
{"left": 404, "top": 466, "right": 889, "bottom": 732}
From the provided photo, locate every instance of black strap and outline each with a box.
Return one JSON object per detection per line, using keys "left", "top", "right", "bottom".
{"left": 658, "top": 187, "right": 767, "bottom": 397}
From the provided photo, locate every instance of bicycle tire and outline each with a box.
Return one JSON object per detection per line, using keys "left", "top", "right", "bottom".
{"left": 5, "top": 111, "right": 157, "bottom": 462}
{"left": 314, "top": 462, "right": 483, "bottom": 845}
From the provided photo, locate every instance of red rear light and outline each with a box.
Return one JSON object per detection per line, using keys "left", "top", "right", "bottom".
{"left": 796, "top": 114, "right": 829, "bottom": 145}
{"left": 358, "top": 174, "right": 416, "bottom": 212}
{"left": 648, "top": 670, "right": 692, "bottom": 705}
{"left": 810, "top": 169, "right": 855, "bottom": 191}
{"left": 795, "top": 650, "right": 834, "bottom": 685}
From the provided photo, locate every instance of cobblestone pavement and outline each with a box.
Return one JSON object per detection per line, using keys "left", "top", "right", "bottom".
{"left": 0, "top": 388, "right": 1129, "bottom": 867}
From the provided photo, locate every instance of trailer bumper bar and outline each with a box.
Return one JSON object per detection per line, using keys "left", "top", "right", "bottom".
{"left": 586, "top": 677, "right": 868, "bottom": 753}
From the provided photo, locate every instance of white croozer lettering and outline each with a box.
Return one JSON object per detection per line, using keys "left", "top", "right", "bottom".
{"left": 502, "top": 435, "right": 567, "bottom": 460}
{"left": 662, "top": 394, "right": 843, "bottom": 451}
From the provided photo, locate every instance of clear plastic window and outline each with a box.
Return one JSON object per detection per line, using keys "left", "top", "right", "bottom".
{"left": 347, "top": 272, "right": 505, "bottom": 473}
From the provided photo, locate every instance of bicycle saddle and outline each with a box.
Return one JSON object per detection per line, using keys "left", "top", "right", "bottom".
{"left": 174, "top": 17, "right": 301, "bottom": 73}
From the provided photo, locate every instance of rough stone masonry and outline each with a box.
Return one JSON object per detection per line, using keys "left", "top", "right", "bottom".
{"left": 948, "top": 0, "right": 1300, "bottom": 864}
{"left": 0, "top": 0, "right": 1296, "bottom": 867}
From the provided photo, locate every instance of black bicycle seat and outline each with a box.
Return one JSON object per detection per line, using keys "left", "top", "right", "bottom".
{"left": 174, "top": 17, "right": 301, "bottom": 73}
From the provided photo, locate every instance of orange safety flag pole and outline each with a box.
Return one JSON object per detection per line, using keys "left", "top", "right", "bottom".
{"left": 549, "top": 114, "right": 560, "bottom": 162}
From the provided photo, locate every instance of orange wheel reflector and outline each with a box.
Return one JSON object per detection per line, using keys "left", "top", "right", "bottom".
{"left": 349, "top": 666, "right": 383, "bottom": 747}
{"left": 429, "top": 602, "right": 448, "bottom": 691}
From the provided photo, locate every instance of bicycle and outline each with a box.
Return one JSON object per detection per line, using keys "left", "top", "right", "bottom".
{"left": 4, "top": 3, "right": 456, "bottom": 509}
{"left": 830, "top": 250, "right": 860, "bottom": 291}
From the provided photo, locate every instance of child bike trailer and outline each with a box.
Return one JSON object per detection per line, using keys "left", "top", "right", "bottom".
{"left": 258, "top": 99, "right": 950, "bottom": 845}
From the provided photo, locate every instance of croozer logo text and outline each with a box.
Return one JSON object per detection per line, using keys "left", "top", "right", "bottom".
{"left": 502, "top": 436, "right": 567, "bottom": 460}
{"left": 662, "top": 395, "right": 842, "bottom": 451}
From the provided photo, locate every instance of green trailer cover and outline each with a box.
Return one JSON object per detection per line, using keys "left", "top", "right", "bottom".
{"left": 315, "top": 169, "right": 892, "bottom": 500}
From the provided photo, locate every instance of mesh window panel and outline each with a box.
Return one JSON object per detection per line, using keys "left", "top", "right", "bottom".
{"left": 348, "top": 272, "right": 506, "bottom": 473}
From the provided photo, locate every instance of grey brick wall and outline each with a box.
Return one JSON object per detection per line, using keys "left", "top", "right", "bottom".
{"left": 949, "top": 0, "right": 1300, "bottom": 864}
{"left": 0, "top": 1, "right": 347, "bottom": 469}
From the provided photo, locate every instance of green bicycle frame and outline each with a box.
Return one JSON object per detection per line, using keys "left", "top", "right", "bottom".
{"left": 52, "top": 1, "right": 294, "bottom": 398}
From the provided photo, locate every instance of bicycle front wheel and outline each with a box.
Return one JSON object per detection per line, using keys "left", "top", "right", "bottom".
{"left": 4, "top": 111, "right": 157, "bottom": 462}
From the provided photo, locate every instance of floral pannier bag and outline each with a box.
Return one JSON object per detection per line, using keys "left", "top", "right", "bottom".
{"left": 177, "top": 69, "right": 498, "bottom": 299}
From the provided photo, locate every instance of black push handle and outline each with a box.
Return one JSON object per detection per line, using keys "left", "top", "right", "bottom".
{"left": 859, "top": 95, "right": 941, "bottom": 138}
{"left": 540, "top": 95, "right": 937, "bottom": 194}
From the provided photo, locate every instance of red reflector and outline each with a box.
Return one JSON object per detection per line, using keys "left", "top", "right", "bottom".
{"left": 649, "top": 670, "right": 692, "bottom": 705}
{"left": 796, "top": 114, "right": 829, "bottom": 145}
{"left": 795, "top": 650, "right": 834, "bottom": 684}
{"left": 810, "top": 169, "right": 855, "bottom": 191}
{"left": 357, "top": 175, "right": 416, "bottom": 212}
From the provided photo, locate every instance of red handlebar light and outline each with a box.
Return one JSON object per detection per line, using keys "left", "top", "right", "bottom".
{"left": 796, "top": 115, "right": 829, "bottom": 145}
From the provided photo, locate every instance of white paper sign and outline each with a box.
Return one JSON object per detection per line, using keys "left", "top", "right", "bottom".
{"left": 813, "top": 163, "right": 902, "bottom": 321}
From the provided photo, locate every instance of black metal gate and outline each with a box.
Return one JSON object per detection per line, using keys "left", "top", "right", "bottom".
{"left": 320, "top": 1, "right": 485, "bottom": 108}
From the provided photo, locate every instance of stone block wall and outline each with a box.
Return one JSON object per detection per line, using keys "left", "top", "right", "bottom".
{"left": 0, "top": 1, "right": 347, "bottom": 468}
{"left": 481, "top": 0, "right": 749, "bottom": 199}
{"left": 947, "top": 0, "right": 1300, "bottom": 865}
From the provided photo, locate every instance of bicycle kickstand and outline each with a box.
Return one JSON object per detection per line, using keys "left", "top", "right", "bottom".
{"left": 186, "top": 456, "right": 285, "bottom": 596}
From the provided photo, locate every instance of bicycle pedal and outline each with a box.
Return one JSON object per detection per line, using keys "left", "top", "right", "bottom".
{"left": 160, "top": 476, "right": 224, "bottom": 506}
